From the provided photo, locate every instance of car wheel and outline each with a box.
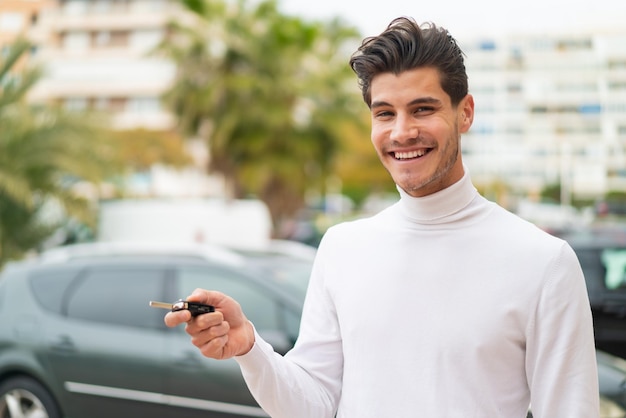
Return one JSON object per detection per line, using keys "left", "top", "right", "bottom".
{"left": 0, "top": 376, "right": 61, "bottom": 418}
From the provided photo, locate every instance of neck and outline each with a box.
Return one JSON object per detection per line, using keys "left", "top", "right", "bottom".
{"left": 396, "top": 169, "right": 477, "bottom": 223}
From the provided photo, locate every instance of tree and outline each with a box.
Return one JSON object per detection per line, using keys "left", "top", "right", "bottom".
{"left": 156, "top": 0, "right": 365, "bottom": 232}
{"left": 109, "top": 128, "right": 192, "bottom": 171}
{"left": 0, "top": 39, "right": 115, "bottom": 265}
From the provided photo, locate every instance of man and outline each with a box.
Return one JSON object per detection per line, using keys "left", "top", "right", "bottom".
{"left": 165, "top": 17, "right": 600, "bottom": 417}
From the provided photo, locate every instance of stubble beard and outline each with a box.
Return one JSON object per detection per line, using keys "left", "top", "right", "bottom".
{"left": 394, "top": 126, "right": 461, "bottom": 196}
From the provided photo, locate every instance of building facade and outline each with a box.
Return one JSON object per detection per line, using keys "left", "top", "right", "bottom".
{"left": 28, "top": 0, "right": 178, "bottom": 130}
{"left": 462, "top": 30, "right": 626, "bottom": 203}
{"left": 10, "top": 0, "right": 224, "bottom": 198}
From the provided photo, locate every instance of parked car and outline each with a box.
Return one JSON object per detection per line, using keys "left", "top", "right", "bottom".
{"left": 598, "top": 350, "right": 626, "bottom": 411}
{"left": 227, "top": 239, "right": 318, "bottom": 303}
{"left": 559, "top": 226, "right": 626, "bottom": 359}
{"left": 0, "top": 242, "right": 313, "bottom": 418}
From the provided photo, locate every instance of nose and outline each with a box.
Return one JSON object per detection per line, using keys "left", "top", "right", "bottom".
{"left": 390, "top": 114, "right": 419, "bottom": 143}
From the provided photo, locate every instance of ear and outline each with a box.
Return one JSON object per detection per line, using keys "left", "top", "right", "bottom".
{"left": 458, "top": 94, "right": 474, "bottom": 133}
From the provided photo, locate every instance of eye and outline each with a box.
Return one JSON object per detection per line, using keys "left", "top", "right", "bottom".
{"left": 413, "top": 106, "right": 435, "bottom": 115}
{"left": 373, "top": 110, "right": 394, "bottom": 120}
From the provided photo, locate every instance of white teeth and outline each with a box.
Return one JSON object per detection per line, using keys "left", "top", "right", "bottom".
{"left": 394, "top": 150, "right": 426, "bottom": 159}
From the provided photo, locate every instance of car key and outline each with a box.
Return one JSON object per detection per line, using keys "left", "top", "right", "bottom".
{"left": 149, "top": 299, "right": 215, "bottom": 316}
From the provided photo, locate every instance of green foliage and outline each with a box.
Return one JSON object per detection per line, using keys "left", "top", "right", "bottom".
{"left": 0, "top": 196, "right": 58, "bottom": 262}
{"left": 109, "top": 129, "right": 192, "bottom": 171}
{"left": 0, "top": 38, "right": 116, "bottom": 266}
{"left": 606, "top": 191, "right": 626, "bottom": 202}
{"left": 156, "top": 0, "right": 367, "bottom": 229}
{"left": 540, "top": 182, "right": 561, "bottom": 204}
{"left": 0, "top": 39, "right": 43, "bottom": 112}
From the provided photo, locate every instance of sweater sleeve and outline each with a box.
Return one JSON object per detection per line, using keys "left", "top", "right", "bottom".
{"left": 234, "top": 238, "right": 343, "bottom": 418}
{"left": 525, "top": 241, "right": 600, "bottom": 418}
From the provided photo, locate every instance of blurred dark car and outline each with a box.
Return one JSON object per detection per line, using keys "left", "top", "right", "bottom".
{"left": 0, "top": 242, "right": 313, "bottom": 418}
{"left": 598, "top": 350, "right": 626, "bottom": 412}
{"left": 559, "top": 227, "right": 626, "bottom": 359}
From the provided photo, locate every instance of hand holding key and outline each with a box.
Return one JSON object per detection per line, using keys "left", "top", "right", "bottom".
{"left": 162, "top": 289, "right": 256, "bottom": 359}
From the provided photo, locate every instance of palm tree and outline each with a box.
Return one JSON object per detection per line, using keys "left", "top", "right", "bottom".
{"left": 0, "top": 39, "right": 115, "bottom": 265}
{"left": 156, "top": 0, "right": 365, "bottom": 232}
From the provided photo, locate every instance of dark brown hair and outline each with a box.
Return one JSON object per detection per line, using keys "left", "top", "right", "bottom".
{"left": 349, "top": 17, "right": 468, "bottom": 107}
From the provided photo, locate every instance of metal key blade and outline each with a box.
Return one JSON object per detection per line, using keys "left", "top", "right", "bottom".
{"left": 149, "top": 301, "right": 174, "bottom": 310}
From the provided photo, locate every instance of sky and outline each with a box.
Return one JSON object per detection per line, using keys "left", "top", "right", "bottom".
{"left": 278, "top": 0, "right": 626, "bottom": 38}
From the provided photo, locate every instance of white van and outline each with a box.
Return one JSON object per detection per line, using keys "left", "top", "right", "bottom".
{"left": 97, "top": 198, "right": 273, "bottom": 250}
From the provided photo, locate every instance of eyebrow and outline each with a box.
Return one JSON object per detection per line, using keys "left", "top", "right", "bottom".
{"left": 370, "top": 96, "right": 441, "bottom": 109}
{"left": 371, "top": 96, "right": 442, "bottom": 110}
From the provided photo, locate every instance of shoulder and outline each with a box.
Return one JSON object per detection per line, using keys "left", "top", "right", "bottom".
{"left": 321, "top": 203, "right": 399, "bottom": 241}
{"left": 482, "top": 201, "right": 577, "bottom": 264}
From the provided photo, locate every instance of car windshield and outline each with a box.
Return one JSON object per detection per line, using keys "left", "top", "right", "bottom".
{"left": 600, "top": 248, "right": 626, "bottom": 290}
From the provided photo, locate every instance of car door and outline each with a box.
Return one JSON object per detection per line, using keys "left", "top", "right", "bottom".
{"left": 42, "top": 264, "right": 171, "bottom": 418}
{"left": 161, "top": 263, "right": 299, "bottom": 418}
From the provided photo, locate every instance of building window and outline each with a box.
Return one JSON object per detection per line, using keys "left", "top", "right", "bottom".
{"left": 61, "top": 0, "right": 88, "bottom": 16}
{"left": 127, "top": 97, "right": 161, "bottom": 114}
{"left": 579, "top": 104, "right": 602, "bottom": 114}
{"left": 62, "top": 31, "right": 89, "bottom": 51}
{"left": 506, "top": 83, "right": 522, "bottom": 93}
{"left": 130, "top": 29, "right": 163, "bottom": 50}
{"left": 0, "top": 12, "right": 24, "bottom": 33}
{"left": 609, "top": 81, "right": 626, "bottom": 90}
{"left": 92, "top": 97, "right": 127, "bottom": 113}
{"left": 109, "top": 97, "right": 127, "bottom": 112}
{"left": 94, "top": 97, "right": 109, "bottom": 111}
{"left": 132, "top": 0, "right": 167, "bottom": 12}
{"left": 93, "top": 31, "right": 111, "bottom": 47}
{"left": 556, "top": 38, "right": 592, "bottom": 51}
{"left": 64, "top": 98, "right": 88, "bottom": 111}
{"left": 609, "top": 60, "right": 626, "bottom": 70}
{"left": 91, "top": 30, "right": 128, "bottom": 48}
{"left": 92, "top": 0, "right": 113, "bottom": 13}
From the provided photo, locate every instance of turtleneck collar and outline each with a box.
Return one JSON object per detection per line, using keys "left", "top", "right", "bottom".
{"left": 396, "top": 168, "right": 479, "bottom": 224}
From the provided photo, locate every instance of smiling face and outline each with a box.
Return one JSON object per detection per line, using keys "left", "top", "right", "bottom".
{"left": 370, "top": 67, "right": 474, "bottom": 197}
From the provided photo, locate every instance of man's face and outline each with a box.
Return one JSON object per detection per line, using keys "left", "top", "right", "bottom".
{"left": 369, "top": 67, "right": 474, "bottom": 197}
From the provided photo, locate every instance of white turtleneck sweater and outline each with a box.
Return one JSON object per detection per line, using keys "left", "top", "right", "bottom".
{"left": 236, "top": 172, "right": 599, "bottom": 418}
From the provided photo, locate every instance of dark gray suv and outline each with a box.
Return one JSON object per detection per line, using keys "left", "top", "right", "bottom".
{"left": 0, "top": 242, "right": 313, "bottom": 418}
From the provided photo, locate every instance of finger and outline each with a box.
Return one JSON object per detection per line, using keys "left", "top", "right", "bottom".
{"left": 205, "top": 321, "right": 230, "bottom": 339}
{"left": 189, "top": 322, "right": 229, "bottom": 348}
{"left": 187, "top": 321, "right": 229, "bottom": 349}
{"left": 199, "top": 334, "right": 229, "bottom": 359}
{"left": 164, "top": 309, "right": 191, "bottom": 327}
{"left": 185, "top": 310, "right": 224, "bottom": 333}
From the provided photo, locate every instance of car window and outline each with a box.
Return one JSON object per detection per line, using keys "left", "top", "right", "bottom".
{"left": 30, "top": 268, "right": 81, "bottom": 314}
{"left": 65, "top": 266, "right": 168, "bottom": 330}
{"left": 176, "top": 266, "right": 281, "bottom": 332}
{"left": 247, "top": 256, "right": 311, "bottom": 303}
{"left": 601, "top": 249, "right": 626, "bottom": 289}
{"left": 576, "top": 246, "right": 626, "bottom": 295}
